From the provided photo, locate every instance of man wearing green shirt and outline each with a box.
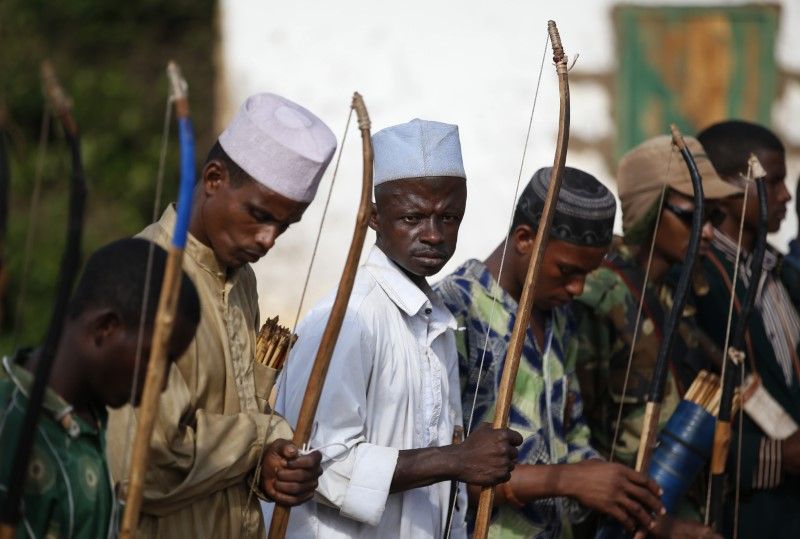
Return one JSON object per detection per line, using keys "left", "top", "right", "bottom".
{"left": 0, "top": 238, "right": 201, "bottom": 538}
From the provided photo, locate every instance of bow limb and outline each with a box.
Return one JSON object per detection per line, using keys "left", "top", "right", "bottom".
{"left": 0, "top": 62, "right": 87, "bottom": 537}
{"left": 633, "top": 125, "right": 705, "bottom": 475}
{"left": 119, "top": 61, "right": 195, "bottom": 539}
{"left": 267, "top": 92, "right": 373, "bottom": 539}
{"left": 471, "top": 20, "right": 570, "bottom": 539}
{"left": 0, "top": 102, "right": 9, "bottom": 330}
{"left": 707, "top": 155, "right": 768, "bottom": 532}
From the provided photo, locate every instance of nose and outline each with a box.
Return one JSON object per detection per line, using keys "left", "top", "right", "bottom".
{"left": 565, "top": 275, "right": 586, "bottom": 298}
{"left": 779, "top": 182, "right": 792, "bottom": 204}
{"left": 419, "top": 217, "right": 444, "bottom": 245}
{"left": 701, "top": 221, "right": 715, "bottom": 241}
{"left": 254, "top": 225, "right": 279, "bottom": 254}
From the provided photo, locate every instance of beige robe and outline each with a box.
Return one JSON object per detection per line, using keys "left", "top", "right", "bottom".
{"left": 107, "top": 206, "right": 292, "bottom": 538}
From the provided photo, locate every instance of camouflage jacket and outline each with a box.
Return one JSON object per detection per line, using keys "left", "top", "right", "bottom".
{"left": 572, "top": 246, "right": 716, "bottom": 472}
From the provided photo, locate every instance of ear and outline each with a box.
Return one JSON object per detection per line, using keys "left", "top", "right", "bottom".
{"left": 368, "top": 202, "right": 379, "bottom": 233}
{"left": 88, "top": 309, "right": 123, "bottom": 348}
{"left": 721, "top": 194, "right": 744, "bottom": 215}
{"left": 512, "top": 224, "right": 536, "bottom": 256}
{"left": 202, "top": 160, "right": 228, "bottom": 197}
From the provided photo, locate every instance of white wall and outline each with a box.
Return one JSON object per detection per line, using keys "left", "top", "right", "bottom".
{"left": 217, "top": 0, "right": 800, "bottom": 323}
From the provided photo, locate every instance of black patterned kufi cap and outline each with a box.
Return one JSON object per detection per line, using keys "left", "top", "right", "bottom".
{"left": 515, "top": 166, "right": 616, "bottom": 247}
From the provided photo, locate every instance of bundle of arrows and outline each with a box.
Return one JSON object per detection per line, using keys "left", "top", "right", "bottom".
{"left": 255, "top": 316, "right": 297, "bottom": 370}
{"left": 684, "top": 370, "right": 741, "bottom": 417}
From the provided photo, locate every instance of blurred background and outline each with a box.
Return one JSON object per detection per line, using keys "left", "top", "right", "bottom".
{"left": 2, "top": 0, "right": 799, "bottom": 350}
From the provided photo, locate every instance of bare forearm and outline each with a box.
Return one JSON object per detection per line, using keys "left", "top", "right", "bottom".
{"left": 390, "top": 446, "right": 459, "bottom": 493}
{"left": 466, "top": 464, "right": 572, "bottom": 506}
{"left": 467, "top": 459, "right": 664, "bottom": 534}
{"left": 390, "top": 424, "right": 522, "bottom": 494}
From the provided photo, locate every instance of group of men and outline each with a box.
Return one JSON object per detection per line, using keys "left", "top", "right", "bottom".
{"left": 1, "top": 87, "right": 799, "bottom": 539}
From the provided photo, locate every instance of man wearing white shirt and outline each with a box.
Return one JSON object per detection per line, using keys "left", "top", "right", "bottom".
{"left": 272, "top": 118, "right": 522, "bottom": 538}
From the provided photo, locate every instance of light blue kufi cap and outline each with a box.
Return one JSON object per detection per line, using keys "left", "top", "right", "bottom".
{"left": 372, "top": 118, "right": 466, "bottom": 186}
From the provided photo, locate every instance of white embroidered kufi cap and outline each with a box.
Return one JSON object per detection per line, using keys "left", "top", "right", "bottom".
{"left": 372, "top": 118, "right": 466, "bottom": 186}
{"left": 219, "top": 93, "right": 337, "bottom": 202}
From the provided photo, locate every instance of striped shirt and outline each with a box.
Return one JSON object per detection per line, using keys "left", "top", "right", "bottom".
{"left": 712, "top": 229, "right": 800, "bottom": 488}
{"left": 712, "top": 229, "right": 800, "bottom": 387}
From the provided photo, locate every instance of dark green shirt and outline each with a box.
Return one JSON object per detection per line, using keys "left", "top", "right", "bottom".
{"left": 0, "top": 352, "right": 114, "bottom": 538}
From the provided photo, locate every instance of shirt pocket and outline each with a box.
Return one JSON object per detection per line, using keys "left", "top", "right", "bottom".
{"left": 252, "top": 362, "right": 279, "bottom": 412}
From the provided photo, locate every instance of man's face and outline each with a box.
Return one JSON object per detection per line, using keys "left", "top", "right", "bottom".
{"left": 370, "top": 177, "right": 467, "bottom": 283}
{"left": 515, "top": 234, "right": 608, "bottom": 310}
{"left": 724, "top": 149, "right": 790, "bottom": 234}
{"left": 85, "top": 311, "right": 198, "bottom": 408}
{"left": 656, "top": 191, "right": 722, "bottom": 263}
{"left": 199, "top": 163, "right": 310, "bottom": 269}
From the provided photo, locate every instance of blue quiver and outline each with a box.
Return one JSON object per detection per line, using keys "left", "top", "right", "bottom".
{"left": 647, "top": 400, "right": 716, "bottom": 513}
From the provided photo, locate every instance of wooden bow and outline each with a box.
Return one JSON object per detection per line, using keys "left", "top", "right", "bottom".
{"left": 119, "top": 60, "right": 196, "bottom": 539}
{"left": 0, "top": 61, "right": 87, "bottom": 539}
{"left": 633, "top": 125, "right": 705, "bottom": 474}
{"left": 706, "top": 154, "right": 768, "bottom": 532}
{"left": 471, "top": 20, "right": 570, "bottom": 539}
{"left": 267, "top": 92, "right": 373, "bottom": 539}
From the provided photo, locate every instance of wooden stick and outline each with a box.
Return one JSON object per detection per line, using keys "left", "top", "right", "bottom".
{"left": 267, "top": 92, "right": 373, "bottom": 539}
{"left": 472, "top": 20, "right": 570, "bottom": 539}
{"left": 700, "top": 378, "right": 719, "bottom": 408}
{"left": 255, "top": 316, "right": 293, "bottom": 367}
{"left": 707, "top": 388, "right": 721, "bottom": 415}
{"left": 685, "top": 371, "right": 708, "bottom": 403}
{"left": 119, "top": 61, "right": 194, "bottom": 539}
{"left": 272, "top": 334, "right": 297, "bottom": 370}
{"left": 279, "top": 335, "right": 298, "bottom": 369}
{"left": 267, "top": 334, "right": 288, "bottom": 368}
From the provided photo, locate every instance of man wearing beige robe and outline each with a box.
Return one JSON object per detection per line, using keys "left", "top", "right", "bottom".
{"left": 107, "top": 93, "right": 337, "bottom": 538}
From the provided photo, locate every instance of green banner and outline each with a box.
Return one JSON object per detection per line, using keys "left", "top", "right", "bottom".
{"left": 615, "top": 5, "right": 779, "bottom": 156}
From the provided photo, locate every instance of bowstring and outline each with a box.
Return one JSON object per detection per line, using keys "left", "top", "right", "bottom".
{"left": 703, "top": 176, "right": 749, "bottom": 521}
{"left": 243, "top": 105, "right": 354, "bottom": 528}
{"left": 118, "top": 92, "right": 174, "bottom": 480}
{"left": 732, "top": 167, "right": 755, "bottom": 539}
{"left": 444, "top": 30, "right": 549, "bottom": 539}
{"left": 465, "top": 30, "right": 549, "bottom": 442}
{"left": 608, "top": 171, "right": 670, "bottom": 462}
{"left": 733, "top": 363, "right": 745, "bottom": 538}
{"left": 290, "top": 106, "right": 354, "bottom": 332}
{"left": 12, "top": 102, "right": 51, "bottom": 347}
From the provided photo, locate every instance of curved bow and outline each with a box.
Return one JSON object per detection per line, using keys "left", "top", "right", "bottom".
{"left": 119, "top": 60, "right": 196, "bottom": 539}
{"left": 471, "top": 20, "right": 570, "bottom": 539}
{"left": 0, "top": 61, "right": 87, "bottom": 535}
{"left": 706, "top": 154, "right": 768, "bottom": 532}
{"left": 267, "top": 92, "right": 373, "bottom": 539}
{"left": 633, "top": 125, "right": 705, "bottom": 474}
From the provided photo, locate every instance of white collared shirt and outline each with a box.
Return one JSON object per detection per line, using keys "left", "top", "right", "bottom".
{"left": 265, "top": 246, "right": 467, "bottom": 538}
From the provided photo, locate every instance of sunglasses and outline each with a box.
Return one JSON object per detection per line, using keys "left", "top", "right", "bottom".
{"left": 663, "top": 202, "right": 726, "bottom": 227}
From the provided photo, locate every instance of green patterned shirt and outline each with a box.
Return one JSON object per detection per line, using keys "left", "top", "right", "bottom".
{"left": 0, "top": 352, "right": 114, "bottom": 539}
{"left": 435, "top": 259, "right": 599, "bottom": 539}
